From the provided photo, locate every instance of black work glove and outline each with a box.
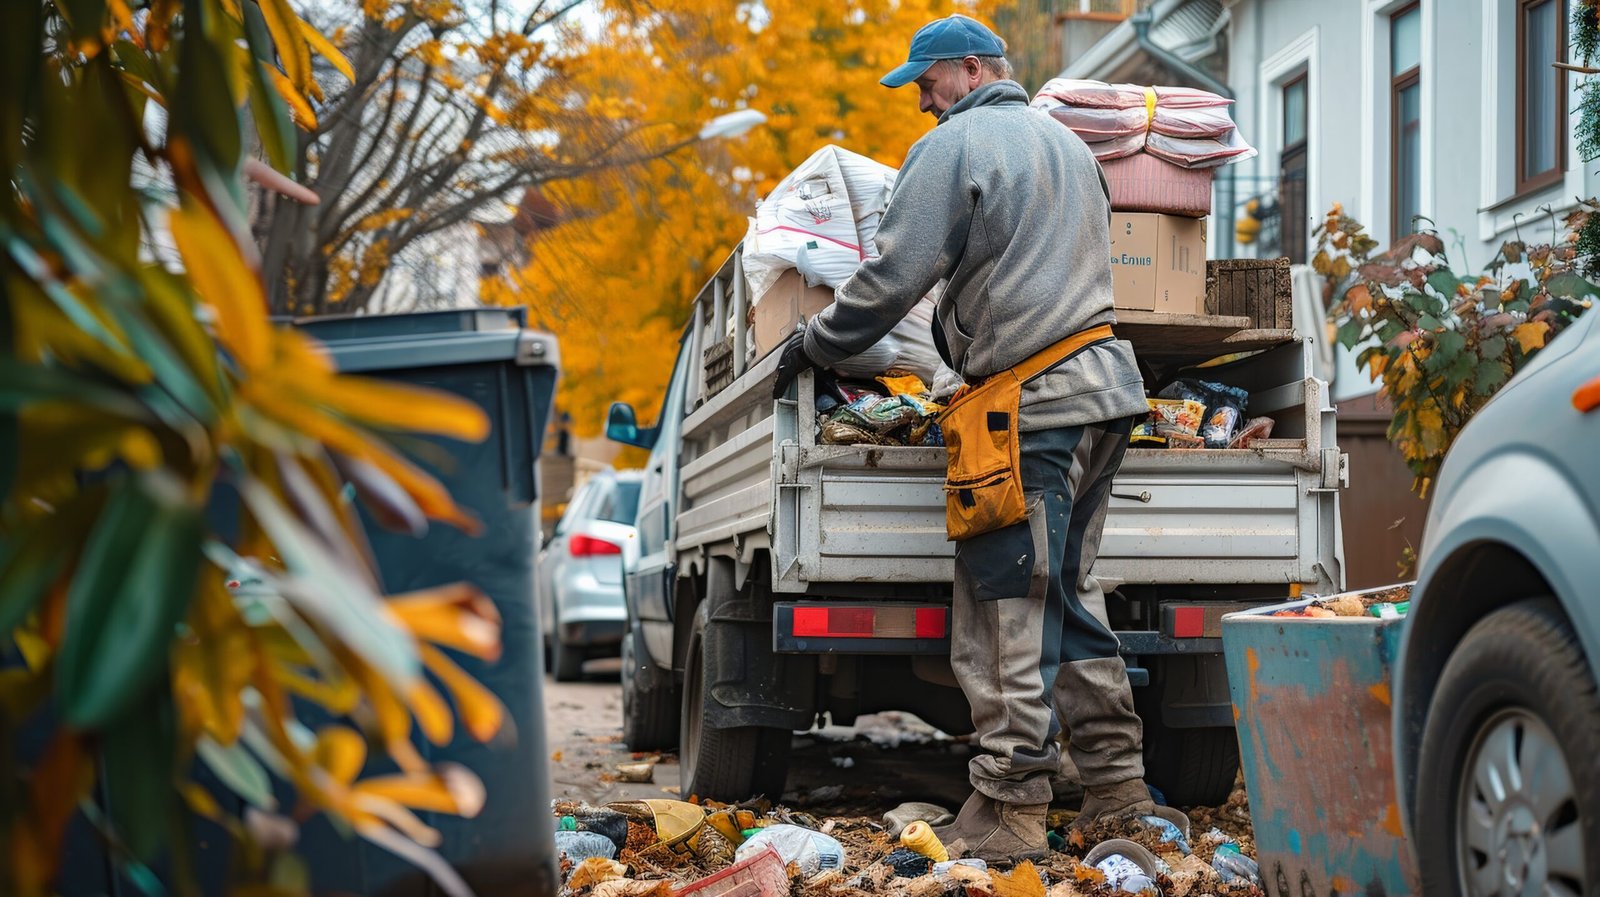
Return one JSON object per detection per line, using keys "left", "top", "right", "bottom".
{"left": 771, "top": 325, "right": 818, "bottom": 399}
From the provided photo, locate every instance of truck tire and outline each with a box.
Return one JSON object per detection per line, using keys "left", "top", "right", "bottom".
{"left": 1415, "top": 599, "right": 1597, "bottom": 897}
{"left": 679, "top": 605, "right": 791, "bottom": 802}
{"left": 550, "top": 630, "right": 585, "bottom": 682}
{"left": 621, "top": 616, "right": 678, "bottom": 751}
{"left": 1142, "top": 723, "right": 1239, "bottom": 808}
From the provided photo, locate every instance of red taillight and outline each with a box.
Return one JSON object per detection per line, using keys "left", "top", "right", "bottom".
{"left": 791, "top": 606, "right": 947, "bottom": 639}
{"left": 1171, "top": 606, "right": 1205, "bottom": 638}
{"left": 569, "top": 534, "right": 622, "bottom": 557}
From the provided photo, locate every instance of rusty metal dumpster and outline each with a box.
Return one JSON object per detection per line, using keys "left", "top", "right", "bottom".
{"left": 1221, "top": 586, "right": 1419, "bottom": 897}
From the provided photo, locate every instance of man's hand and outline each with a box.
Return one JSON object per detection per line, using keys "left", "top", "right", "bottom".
{"left": 771, "top": 326, "right": 818, "bottom": 399}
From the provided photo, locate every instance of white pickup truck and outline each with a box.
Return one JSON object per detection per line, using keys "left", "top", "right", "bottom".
{"left": 607, "top": 245, "right": 1345, "bottom": 806}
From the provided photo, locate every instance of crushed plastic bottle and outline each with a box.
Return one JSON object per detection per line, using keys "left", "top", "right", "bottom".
{"left": 554, "top": 830, "right": 617, "bottom": 863}
{"left": 933, "top": 858, "right": 988, "bottom": 877}
{"left": 736, "top": 824, "right": 845, "bottom": 877}
{"left": 1212, "top": 842, "right": 1262, "bottom": 886}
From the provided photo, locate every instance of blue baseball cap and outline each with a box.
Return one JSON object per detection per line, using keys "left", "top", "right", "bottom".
{"left": 881, "top": 15, "right": 1007, "bottom": 88}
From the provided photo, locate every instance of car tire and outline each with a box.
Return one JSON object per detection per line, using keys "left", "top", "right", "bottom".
{"left": 1415, "top": 598, "right": 1598, "bottom": 896}
{"left": 679, "top": 604, "right": 791, "bottom": 802}
{"left": 1141, "top": 722, "right": 1239, "bottom": 808}
{"left": 550, "top": 628, "right": 585, "bottom": 682}
{"left": 621, "top": 615, "right": 679, "bottom": 751}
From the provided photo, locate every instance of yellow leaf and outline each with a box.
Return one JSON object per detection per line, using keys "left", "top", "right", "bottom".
{"left": 257, "top": 0, "right": 312, "bottom": 93}
{"left": 279, "top": 370, "right": 490, "bottom": 442}
{"left": 420, "top": 644, "right": 505, "bottom": 743}
{"left": 1511, "top": 320, "right": 1550, "bottom": 353}
{"left": 298, "top": 20, "right": 354, "bottom": 81}
{"left": 387, "top": 583, "right": 501, "bottom": 660}
{"left": 240, "top": 382, "right": 482, "bottom": 533}
{"left": 409, "top": 679, "right": 455, "bottom": 745}
{"left": 267, "top": 68, "right": 318, "bottom": 129}
{"left": 353, "top": 766, "right": 485, "bottom": 817}
{"left": 167, "top": 200, "right": 271, "bottom": 370}
{"left": 315, "top": 725, "right": 367, "bottom": 786}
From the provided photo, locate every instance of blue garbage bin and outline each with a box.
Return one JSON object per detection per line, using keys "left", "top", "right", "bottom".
{"left": 288, "top": 307, "right": 561, "bottom": 897}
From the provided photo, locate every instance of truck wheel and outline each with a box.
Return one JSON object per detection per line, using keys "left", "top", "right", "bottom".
{"left": 621, "top": 616, "right": 678, "bottom": 751}
{"left": 1142, "top": 724, "right": 1239, "bottom": 807}
{"left": 1415, "top": 599, "right": 1597, "bottom": 896}
{"left": 550, "top": 630, "right": 585, "bottom": 682}
{"left": 679, "top": 605, "right": 791, "bottom": 802}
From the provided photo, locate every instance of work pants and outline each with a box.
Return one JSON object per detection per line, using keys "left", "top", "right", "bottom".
{"left": 950, "top": 419, "right": 1145, "bottom": 805}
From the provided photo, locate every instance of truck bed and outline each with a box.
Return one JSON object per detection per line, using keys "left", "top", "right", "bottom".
{"left": 675, "top": 317, "right": 1343, "bottom": 596}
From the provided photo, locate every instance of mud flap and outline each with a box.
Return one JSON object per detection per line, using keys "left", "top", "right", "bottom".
{"left": 702, "top": 614, "right": 816, "bottom": 731}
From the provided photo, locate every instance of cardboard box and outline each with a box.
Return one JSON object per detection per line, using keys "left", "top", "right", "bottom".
{"left": 1109, "top": 212, "right": 1207, "bottom": 315}
{"left": 751, "top": 268, "right": 834, "bottom": 359}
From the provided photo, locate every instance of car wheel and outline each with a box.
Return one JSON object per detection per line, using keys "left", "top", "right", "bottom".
{"left": 679, "top": 604, "right": 791, "bottom": 802}
{"left": 621, "top": 615, "right": 679, "bottom": 751}
{"left": 550, "top": 627, "right": 585, "bottom": 682}
{"left": 1142, "top": 724, "right": 1239, "bottom": 808}
{"left": 1416, "top": 599, "right": 1598, "bottom": 896}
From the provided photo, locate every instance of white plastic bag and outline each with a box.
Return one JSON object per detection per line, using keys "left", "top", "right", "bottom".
{"left": 735, "top": 825, "right": 844, "bottom": 877}
{"left": 743, "top": 146, "right": 897, "bottom": 300}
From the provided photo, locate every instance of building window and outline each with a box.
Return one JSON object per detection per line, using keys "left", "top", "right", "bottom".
{"left": 1390, "top": 3, "right": 1422, "bottom": 239}
{"left": 1518, "top": 0, "right": 1567, "bottom": 194}
{"left": 1280, "top": 74, "right": 1309, "bottom": 263}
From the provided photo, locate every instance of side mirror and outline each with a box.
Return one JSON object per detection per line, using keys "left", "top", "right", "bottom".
{"left": 605, "top": 402, "right": 658, "bottom": 449}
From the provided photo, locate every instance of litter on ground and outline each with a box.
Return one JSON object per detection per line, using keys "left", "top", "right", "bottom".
{"left": 551, "top": 778, "right": 1262, "bottom": 897}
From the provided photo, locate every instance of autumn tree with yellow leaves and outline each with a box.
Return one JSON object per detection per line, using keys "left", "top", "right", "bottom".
{"left": 490, "top": 0, "right": 996, "bottom": 436}
{"left": 254, "top": 0, "right": 734, "bottom": 316}
{"left": 3, "top": 2, "right": 516, "bottom": 894}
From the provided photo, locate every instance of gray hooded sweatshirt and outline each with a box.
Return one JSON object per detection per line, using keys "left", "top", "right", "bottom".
{"left": 803, "top": 80, "right": 1148, "bottom": 430}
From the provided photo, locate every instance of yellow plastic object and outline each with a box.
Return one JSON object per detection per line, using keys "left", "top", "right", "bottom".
{"left": 705, "top": 809, "right": 748, "bottom": 847}
{"left": 900, "top": 820, "right": 949, "bottom": 863}
{"left": 1142, "top": 87, "right": 1157, "bottom": 132}
{"left": 877, "top": 374, "right": 929, "bottom": 397}
{"left": 644, "top": 798, "right": 708, "bottom": 850}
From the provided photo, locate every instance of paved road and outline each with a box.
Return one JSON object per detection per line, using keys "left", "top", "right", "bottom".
{"left": 541, "top": 659, "right": 977, "bottom": 814}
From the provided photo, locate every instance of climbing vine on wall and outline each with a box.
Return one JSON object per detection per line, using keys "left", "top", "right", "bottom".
{"left": 1571, "top": 0, "right": 1600, "bottom": 269}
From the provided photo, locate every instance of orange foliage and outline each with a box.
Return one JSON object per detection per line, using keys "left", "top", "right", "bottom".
{"left": 487, "top": 0, "right": 995, "bottom": 438}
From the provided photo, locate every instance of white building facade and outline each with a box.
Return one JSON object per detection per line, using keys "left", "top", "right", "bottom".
{"left": 1058, "top": 0, "right": 1587, "bottom": 269}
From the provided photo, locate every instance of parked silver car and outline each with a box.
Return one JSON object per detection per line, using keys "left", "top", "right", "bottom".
{"left": 538, "top": 469, "right": 642, "bottom": 681}
{"left": 1393, "top": 307, "right": 1600, "bottom": 893}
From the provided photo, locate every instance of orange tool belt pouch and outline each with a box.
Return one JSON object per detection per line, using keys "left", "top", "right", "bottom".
{"left": 937, "top": 324, "right": 1115, "bottom": 541}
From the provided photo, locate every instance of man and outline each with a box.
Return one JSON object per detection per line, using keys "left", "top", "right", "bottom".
{"left": 769, "top": 15, "right": 1154, "bottom": 862}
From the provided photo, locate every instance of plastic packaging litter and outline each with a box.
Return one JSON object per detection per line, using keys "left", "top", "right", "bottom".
{"left": 1149, "top": 398, "right": 1205, "bottom": 436}
{"left": 1228, "top": 416, "right": 1275, "bottom": 449}
{"left": 882, "top": 847, "right": 932, "bottom": 878}
{"left": 572, "top": 807, "right": 630, "bottom": 852}
{"left": 1212, "top": 842, "right": 1263, "bottom": 886}
{"left": 735, "top": 824, "right": 845, "bottom": 877}
{"left": 933, "top": 858, "right": 988, "bottom": 878}
{"left": 1371, "top": 600, "right": 1411, "bottom": 619}
{"left": 1084, "top": 839, "right": 1163, "bottom": 897}
{"left": 1094, "top": 854, "right": 1159, "bottom": 896}
{"left": 1139, "top": 813, "right": 1192, "bottom": 855}
{"left": 1159, "top": 379, "right": 1250, "bottom": 448}
{"left": 898, "top": 820, "right": 949, "bottom": 863}
{"left": 554, "top": 830, "right": 617, "bottom": 863}
{"left": 606, "top": 799, "right": 712, "bottom": 857}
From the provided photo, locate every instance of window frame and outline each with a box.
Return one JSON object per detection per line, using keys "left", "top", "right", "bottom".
{"left": 1279, "top": 72, "right": 1311, "bottom": 264}
{"left": 1515, "top": 0, "right": 1568, "bottom": 196}
{"left": 1389, "top": 1, "right": 1422, "bottom": 241}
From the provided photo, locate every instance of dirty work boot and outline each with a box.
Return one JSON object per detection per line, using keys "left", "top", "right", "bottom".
{"left": 1069, "top": 778, "right": 1156, "bottom": 833}
{"left": 932, "top": 791, "right": 1048, "bottom": 863}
